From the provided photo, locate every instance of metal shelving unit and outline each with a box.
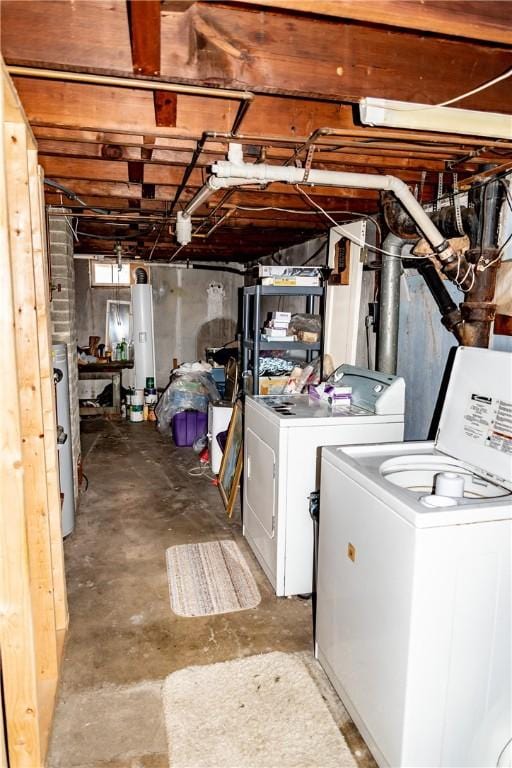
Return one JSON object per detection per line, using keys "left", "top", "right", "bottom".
{"left": 241, "top": 284, "right": 326, "bottom": 395}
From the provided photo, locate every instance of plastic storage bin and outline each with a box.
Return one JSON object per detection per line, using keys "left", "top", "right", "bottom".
{"left": 171, "top": 410, "right": 208, "bottom": 447}
{"left": 210, "top": 366, "right": 226, "bottom": 398}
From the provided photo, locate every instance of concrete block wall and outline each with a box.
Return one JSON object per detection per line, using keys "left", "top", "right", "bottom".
{"left": 48, "top": 208, "right": 80, "bottom": 502}
{"left": 73, "top": 261, "right": 243, "bottom": 389}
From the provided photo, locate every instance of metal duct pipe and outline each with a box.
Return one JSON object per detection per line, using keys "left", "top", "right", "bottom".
{"left": 377, "top": 234, "right": 404, "bottom": 375}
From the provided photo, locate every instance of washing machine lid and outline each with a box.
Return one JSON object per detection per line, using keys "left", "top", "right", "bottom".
{"left": 436, "top": 347, "right": 512, "bottom": 488}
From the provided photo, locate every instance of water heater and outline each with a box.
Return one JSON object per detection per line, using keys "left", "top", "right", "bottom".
{"left": 131, "top": 271, "right": 156, "bottom": 390}
{"left": 52, "top": 343, "right": 75, "bottom": 537}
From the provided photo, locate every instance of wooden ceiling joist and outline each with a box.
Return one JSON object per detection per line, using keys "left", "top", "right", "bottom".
{"left": 226, "top": 1, "right": 512, "bottom": 46}
{"left": 127, "top": 0, "right": 161, "bottom": 76}
{"left": 3, "top": 2, "right": 512, "bottom": 110}
{"left": 3, "top": 0, "right": 512, "bottom": 261}
{"left": 126, "top": 0, "right": 178, "bottom": 127}
{"left": 38, "top": 154, "right": 447, "bottom": 189}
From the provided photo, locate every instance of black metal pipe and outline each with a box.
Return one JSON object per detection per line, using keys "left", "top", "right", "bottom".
{"left": 170, "top": 96, "right": 253, "bottom": 215}
{"left": 477, "top": 174, "right": 501, "bottom": 249}
{"left": 169, "top": 133, "right": 209, "bottom": 215}
{"left": 414, "top": 259, "right": 463, "bottom": 342}
{"left": 187, "top": 263, "right": 245, "bottom": 275}
{"left": 231, "top": 98, "right": 251, "bottom": 135}
{"left": 382, "top": 192, "right": 480, "bottom": 247}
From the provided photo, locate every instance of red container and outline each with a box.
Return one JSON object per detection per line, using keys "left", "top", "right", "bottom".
{"left": 171, "top": 410, "right": 208, "bottom": 447}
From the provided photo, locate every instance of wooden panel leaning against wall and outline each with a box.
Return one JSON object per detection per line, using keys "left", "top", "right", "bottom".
{"left": 0, "top": 57, "right": 67, "bottom": 768}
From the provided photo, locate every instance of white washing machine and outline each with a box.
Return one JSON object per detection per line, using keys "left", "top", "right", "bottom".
{"left": 316, "top": 346, "right": 512, "bottom": 768}
{"left": 243, "top": 365, "right": 405, "bottom": 597}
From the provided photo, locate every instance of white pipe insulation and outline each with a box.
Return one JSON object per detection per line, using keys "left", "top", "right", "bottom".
{"left": 176, "top": 144, "right": 455, "bottom": 262}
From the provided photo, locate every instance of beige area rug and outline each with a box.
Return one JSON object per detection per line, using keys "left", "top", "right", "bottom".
{"left": 163, "top": 651, "right": 358, "bottom": 768}
{"left": 166, "top": 539, "right": 261, "bottom": 617}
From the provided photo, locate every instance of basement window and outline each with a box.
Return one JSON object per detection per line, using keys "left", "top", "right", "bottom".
{"left": 90, "top": 261, "right": 131, "bottom": 287}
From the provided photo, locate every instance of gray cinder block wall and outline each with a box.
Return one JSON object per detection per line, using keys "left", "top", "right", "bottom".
{"left": 48, "top": 207, "right": 80, "bottom": 502}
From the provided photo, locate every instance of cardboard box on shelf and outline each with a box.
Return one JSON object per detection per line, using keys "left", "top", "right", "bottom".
{"left": 258, "top": 376, "right": 290, "bottom": 395}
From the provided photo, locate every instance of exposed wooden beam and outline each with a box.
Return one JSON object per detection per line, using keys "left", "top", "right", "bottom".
{"left": 12, "top": 78, "right": 356, "bottom": 138}
{"left": 3, "top": 3, "right": 511, "bottom": 109}
{"left": 224, "top": 1, "right": 512, "bottom": 46}
{"left": 171, "top": 5, "right": 512, "bottom": 109}
{"left": 153, "top": 91, "right": 177, "bottom": 127}
{"left": 44, "top": 175, "right": 386, "bottom": 202}
{"left": 127, "top": 160, "right": 144, "bottom": 183}
{"left": 126, "top": 0, "right": 177, "bottom": 127}
{"left": 38, "top": 155, "right": 444, "bottom": 193}
{"left": 35, "top": 135, "right": 505, "bottom": 177}
{"left": 127, "top": 0, "right": 161, "bottom": 76}
{"left": 1, "top": 0, "right": 133, "bottom": 72}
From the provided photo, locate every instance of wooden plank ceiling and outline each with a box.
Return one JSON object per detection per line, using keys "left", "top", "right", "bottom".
{"left": 1, "top": 0, "right": 512, "bottom": 262}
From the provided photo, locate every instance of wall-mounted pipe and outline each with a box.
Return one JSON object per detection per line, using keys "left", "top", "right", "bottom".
{"left": 169, "top": 107, "right": 253, "bottom": 215}
{"left": 377, "top": 234, "right": 403, "bottom": 374}
{"left": 7, "top": 65, "right": 255, "bottom": 102}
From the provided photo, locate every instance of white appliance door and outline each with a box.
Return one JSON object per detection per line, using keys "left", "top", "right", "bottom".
{"left": 316, "top": 457, "right": 414, "bottom": 768}
{"left": 246, "top": 428, "right": 276, "bottom": 538}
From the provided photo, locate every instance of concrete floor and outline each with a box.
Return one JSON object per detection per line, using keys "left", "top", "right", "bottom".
{"left": 48, "top": 419, "right": 376, "bottom": 768}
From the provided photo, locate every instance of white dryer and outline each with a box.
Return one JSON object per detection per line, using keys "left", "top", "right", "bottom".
{"left": 316, "top": 346, "right": 512, "bottom": 768}
{"left": 243, "top": 365, "right": 405, "bottom": 597}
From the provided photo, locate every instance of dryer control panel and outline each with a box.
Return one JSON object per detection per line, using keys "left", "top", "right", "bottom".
{"left": 327, "top": 364, "right": 405, "bottom": 415}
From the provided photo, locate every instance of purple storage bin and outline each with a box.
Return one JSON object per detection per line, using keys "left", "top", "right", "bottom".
{"left": 171, "top": 410, "right": 208, "bottom": 447}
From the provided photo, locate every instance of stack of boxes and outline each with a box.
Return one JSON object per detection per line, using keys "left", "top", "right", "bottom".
{"left": 262, "top": 311, "right": 294, "bottom": 342}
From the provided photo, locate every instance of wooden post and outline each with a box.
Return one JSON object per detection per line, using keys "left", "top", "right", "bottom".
{"left": 6, "top": 118, "right": 59, "bottom": 684}
{"left": 0, "top": 63, "right": 43, "bottom": 768}
{"left": 1, "top": 56, "right": 68, "bottom": 768}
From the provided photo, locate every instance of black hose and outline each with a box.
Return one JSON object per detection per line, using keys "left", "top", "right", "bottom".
{"left": 416, "top": 259, "right": 458, "bottom": 317}
{"left": 135, "top": 267, "right": 148, "bottom": 283}
{"left": 187, "top": 264, "right": 246, "bottom": 275}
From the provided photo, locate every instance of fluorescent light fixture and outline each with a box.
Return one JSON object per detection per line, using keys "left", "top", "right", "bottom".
{"left": 360, "top": 97, "right": 512, "bottom": 140}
